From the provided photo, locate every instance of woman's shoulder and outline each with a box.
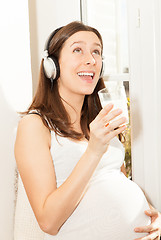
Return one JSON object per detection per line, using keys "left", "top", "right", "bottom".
{"left": 17, "top": 113, "right": 51, "bottom": 146}
{"left": 18, "top": 113, "right": 45, "bottom": 129}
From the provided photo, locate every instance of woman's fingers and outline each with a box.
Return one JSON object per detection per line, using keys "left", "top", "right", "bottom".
{"left": 105, "top": 124, "right": 127, "bottom": 139}
{"left": 145, "top": 209, "right": 160, "bottom": 218}
{"left": 89, "top": 104, "right": 127, "bottom": 156}
{"left": 95, "top": 104, "right": 127, "bottom": 131}
{"left": 104, "top": 116, "right": 127, "bottom": 132}
{"left": 134, "top": 208, "right": 161, "bottom": 240}
{"left": 134, "top": 230, "right": 160, "bottom": 240}
{"left": 135, "top": 223, "right": 156, "bottom": 233}
{"left": 101, "top": 108, "right": 123, "bottom": 125}
{"left": 95, "top": 103, "right": 114, "bottom": 122}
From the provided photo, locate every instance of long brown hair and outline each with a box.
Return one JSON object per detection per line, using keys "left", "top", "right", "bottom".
{"left": 24, "top": 21, "right": 107, "bottom": 140}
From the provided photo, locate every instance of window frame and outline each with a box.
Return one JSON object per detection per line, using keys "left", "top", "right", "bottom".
{"left": 127, "top": 0, "right": 161, "bottom": 211}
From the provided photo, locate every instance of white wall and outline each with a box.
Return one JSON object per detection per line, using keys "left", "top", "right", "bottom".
{"left": 0, "top": 1, "right": 81, "bottom": 238}
{"left": 28, "top": 0, "right": 81, "bottom": 94}
{"left": 0, "top": 0, "right": 32, "bottom": 239}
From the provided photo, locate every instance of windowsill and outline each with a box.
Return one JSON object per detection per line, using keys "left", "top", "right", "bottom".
{"left": 103, "top": 73, "right": 129, "bottom": 81}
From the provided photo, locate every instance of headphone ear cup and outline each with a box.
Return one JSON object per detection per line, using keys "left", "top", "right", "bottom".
{"left": 99, "top": 61, "right": 105, "bottom": 78}
{"left": 43, "top": 55, "right": 60, "bottom": 81}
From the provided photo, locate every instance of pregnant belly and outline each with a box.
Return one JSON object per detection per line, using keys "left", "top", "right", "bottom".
{"left": 44, "top": 171, "right": 151, "bottom": 240}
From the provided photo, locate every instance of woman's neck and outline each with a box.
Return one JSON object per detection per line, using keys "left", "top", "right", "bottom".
{"left": 58, "top": 90, "right": 85, "bottom": 132}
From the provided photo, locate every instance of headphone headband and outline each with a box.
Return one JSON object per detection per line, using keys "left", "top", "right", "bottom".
{"left": 44, "top": 27, "right": 63, "bottom": 55}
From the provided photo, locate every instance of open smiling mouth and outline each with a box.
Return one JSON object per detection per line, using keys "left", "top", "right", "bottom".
{"left": 77, "top": 72, "right": 95, "bottom": 81}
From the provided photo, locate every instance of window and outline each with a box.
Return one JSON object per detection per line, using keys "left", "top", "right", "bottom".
{"left": 81, "top": 0, "right": 132, "bottom": 178}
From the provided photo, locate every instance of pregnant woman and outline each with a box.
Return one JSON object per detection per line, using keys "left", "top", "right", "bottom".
{"left": 14, "top": 21, "right": 161, "bottom": 239}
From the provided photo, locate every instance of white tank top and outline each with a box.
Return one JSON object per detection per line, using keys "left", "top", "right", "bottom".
{"left": 14, "top": 113, "right": 151, "bottom": 240}
{"left": 44, "top": 132, "right": 151, "bottom": 240}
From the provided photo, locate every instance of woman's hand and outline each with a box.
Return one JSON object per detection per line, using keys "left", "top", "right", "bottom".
{"left": 134, "top": 208, "right": 161, "bottom": 240}
{"left": 88, "top": 103, "right": 127, "bottom": 158}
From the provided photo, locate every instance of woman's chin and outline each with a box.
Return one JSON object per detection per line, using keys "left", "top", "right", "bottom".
{"left": 82, "top": 87, "right": 96, "bottom": 95}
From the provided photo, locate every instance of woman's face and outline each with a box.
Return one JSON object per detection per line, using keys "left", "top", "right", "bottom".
{"left": 58, "top": 31, "right": 103, "bottom": 98}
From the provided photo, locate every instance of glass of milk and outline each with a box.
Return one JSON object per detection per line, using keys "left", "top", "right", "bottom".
{"left": 98, "top": 81, "right": 129, "bottom": 125}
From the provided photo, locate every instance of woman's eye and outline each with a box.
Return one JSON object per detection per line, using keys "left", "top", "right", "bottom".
{"left": 73, "top": 48, "right": 82, "bottom": 53}
{"left": 93, "top": 49, "right": 101, "bottom": 55}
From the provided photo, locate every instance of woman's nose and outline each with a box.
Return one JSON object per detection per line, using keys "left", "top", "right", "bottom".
{"left": 84, "top": 53, "right": 96, "bottom": 65}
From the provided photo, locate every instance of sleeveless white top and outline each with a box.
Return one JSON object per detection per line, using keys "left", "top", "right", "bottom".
{"left": 44, "top": 132, "right": 151, "bottom": 240}
{"left": 14, "top": 113, "right": 151, "bottom": 240}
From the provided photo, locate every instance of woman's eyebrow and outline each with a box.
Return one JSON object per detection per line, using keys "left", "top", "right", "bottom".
{"left": 94, "top": 43, "right": 102, "bottom": 49}
{"left": 70, "top": 41, "right": 84, "bottom": 47}
{"left": 70, "top": 41, "right": 102, "bottom": 48}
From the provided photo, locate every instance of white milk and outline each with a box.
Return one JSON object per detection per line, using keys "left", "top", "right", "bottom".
{"left": 98, "top": 82, "right": 129, "bottom": 126}
{"left": 100, "top": 99, "right": 129, "bottom": 125}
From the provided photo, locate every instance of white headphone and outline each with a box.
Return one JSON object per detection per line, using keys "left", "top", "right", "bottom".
{"left": 43, "top": 27, "right": 62, "bottom": 82}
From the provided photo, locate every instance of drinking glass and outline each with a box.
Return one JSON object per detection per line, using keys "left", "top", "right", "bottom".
{"left": 98, "top": 81, "right": 129, "bottom": 125}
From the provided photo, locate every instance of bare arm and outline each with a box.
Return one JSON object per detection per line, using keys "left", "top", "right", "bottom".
{"left": 15, "top": 105, "right": 126, "bottom": 235}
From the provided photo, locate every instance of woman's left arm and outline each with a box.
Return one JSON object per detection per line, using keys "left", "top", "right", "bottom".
{"left": 121, "top": 163, "right": 161, "bottom": 240}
